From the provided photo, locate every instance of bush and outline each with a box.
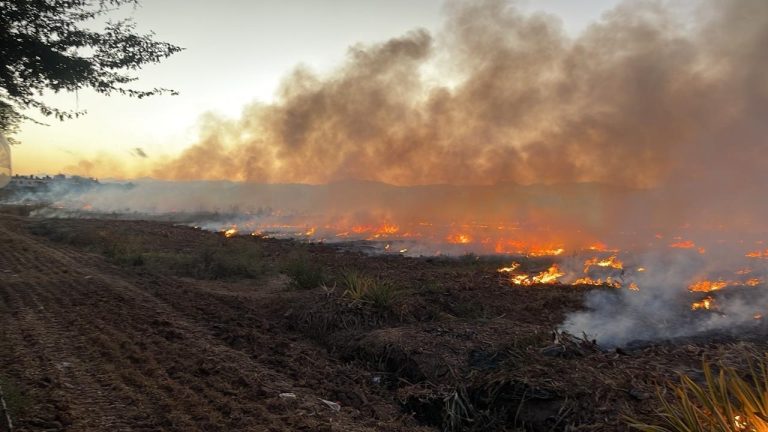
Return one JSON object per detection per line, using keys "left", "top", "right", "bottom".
{"left": 284, "top": 253, "right": 324, "bottom": 290}
{"left": 143, "top": 243, "right": 265, "bottom": 280}
{"left": 28, "top": 221, "right": 267, "bottom": 279}
{"left": 0, "top": 376, "right": 30, "bottom": 420}
{"left": 103, "top": 240, "right": 145, "bottom": 266}
{"left": 629, "top": 355, "right": 768, "bottom": 432}
{"left": 341, "top": 270, "right": 398, "bottom": 308}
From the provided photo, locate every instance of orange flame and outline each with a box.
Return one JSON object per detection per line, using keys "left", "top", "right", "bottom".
{"left": 528, "top": 248, "right": 565, "bottom": 257}
{"left": 583, "top": 255, "right": 624, "bottom": 273}
{"left": 571, "top": 276, "right": 622, "bottom": 288}
{"left": 746, "top": 249, "right": 768, "bottom": 258}
{"left": 446, "top": 233, "right": 472, "bottom": 244}
{"left": 497, "top": 262, "right": 521, "bottom": 273}
{"left": 688, "top": 280, "right": 728, "bottom": 292}
{"left": 506, "top": 264, "right": 565, "bottom": 286}
{"left": 669, "top": 240, "right": 696, "bottom": 249}
{"left": 691, "top": 296, "right": 715, "bottom": 310}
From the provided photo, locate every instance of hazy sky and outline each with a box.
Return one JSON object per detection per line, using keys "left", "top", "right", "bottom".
{"left": 13, "top": 0, "right": 621, "bottom": 177}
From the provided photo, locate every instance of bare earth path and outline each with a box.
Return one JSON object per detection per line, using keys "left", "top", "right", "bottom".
{"left": 0, "top": 214, "right": 420, "bottom": 431}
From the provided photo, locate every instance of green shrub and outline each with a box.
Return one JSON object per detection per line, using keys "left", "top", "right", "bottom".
{"left": 0, "top": 376, "right": 30, "bottom": 420}
{"left": 341, "top": 270, "right": 398, "bottom": 308}
{"left": 284, "top": 253, "right": 324, "bottom": 289}
{"left": 103, "top": 240, "right": 145, "bottom": 266}
{"left": 143, "top": 243, "right": 265, "bottom": 280}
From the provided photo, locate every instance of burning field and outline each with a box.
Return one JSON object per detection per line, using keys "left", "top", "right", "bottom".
{"left": 17, "top": 178, "right": 768, "bottom": 348}
{"left": 15, "top": 0, "right": 766, "bottom": 350}
{"left": 1, "top": 192, "right": 767, "bottom": 431}
{"left": 3, "top": 0, "right": 768, "bottom": 430}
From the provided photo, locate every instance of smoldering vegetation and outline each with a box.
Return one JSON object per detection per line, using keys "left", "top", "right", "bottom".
{"left": 559, "top": 250, "right": 768, "bottom": 347}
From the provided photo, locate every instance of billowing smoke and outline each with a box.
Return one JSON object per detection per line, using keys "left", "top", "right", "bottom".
{"left": 559, "top": 250, "right": 768, "bottom": 347}
{"left": 156, "top": 0, "right": 767, "bottom": 191}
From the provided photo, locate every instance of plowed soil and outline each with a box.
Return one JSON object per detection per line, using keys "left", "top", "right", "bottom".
{"left": 0, "top": 206, "right": 765, "bottom": 432}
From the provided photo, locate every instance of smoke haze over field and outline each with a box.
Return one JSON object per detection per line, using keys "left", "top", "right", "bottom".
{"left": 155, "top": 0, "right": 767, "bottom": 190}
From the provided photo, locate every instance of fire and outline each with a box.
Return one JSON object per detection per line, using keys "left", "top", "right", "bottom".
{"left": 583, "top": 255, "right": 624, "bottom": 273}
{"left": 572, "top": 276, "right": 621, "bottom": 288}
{"left": 528, "top": 248, "right": 565, "bottom": 257}
{"left": 375, "top": 223, "right": 400, "bottom": 235}
{"left": 497, "top": 262, "right": 521, "bottom": 273}
{"left": 499, "top": 263, "right": 564, "bottom": 286}
{"left": 669, "top": 240, "right": 696, "bottom": 249}
{"left": 492, "top": 239, "right": 564, "bottom": 256}
{"left": 746, "top": 249, "right": 768, "bottom": 258}
{"left": 588, "top": 242, "right": 609, "bottom": 251}
{"left": 305, "top": 227, "right": 316, "bottom": 236}
{"left": 691, "top": 296, "right": 715, "bottom": 310}
{"left": 351, "top": 225, "right": 371, "bottom": 234}
{"left": 511, "top": 264, "right": 564, "bottom": 286}
{"left": 688, "top": 277, "right": 762, "bottom": 292}
{"left": 688, "top": 280, "right": 728, "bottom": 292}
{"left": 446, "top": 233, "right": 472, "bottom": 244}
{"left": 533, "top": 265, "right": 565, "bottom": 284}
{"left": 223, "top": 227, "right": 238, "bottom": 238}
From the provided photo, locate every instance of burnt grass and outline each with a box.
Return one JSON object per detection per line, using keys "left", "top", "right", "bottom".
{"left": 5, "top": 210, "right": 768, "bottom": 431}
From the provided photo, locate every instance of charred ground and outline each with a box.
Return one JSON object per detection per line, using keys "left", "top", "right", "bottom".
{"left": 0, "top": 205, "right": 765, "bottom": 432}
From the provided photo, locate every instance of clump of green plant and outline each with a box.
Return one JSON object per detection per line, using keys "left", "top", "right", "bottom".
{"left": 284, "top": 253, "right": 325, "bottom": 289}
{"left": 193, "top": 243, "right": 265, "bottom": 279}
{"left": 0, "top": 376, "right": 30, "bottom": 421}
{"left": 102, "top": 239, "right": 145, "bottom": 266}
{"left": 28, "top": 221, "right": 103, "bottom": 248}
{"left": 629, "top": 355, "right": 768, "bottom": 432}
{"left": 341, "top": 270, "right": 398, "bottom": 308}
{"left": 142, "top": 241, "right": 266, "bottom": 280}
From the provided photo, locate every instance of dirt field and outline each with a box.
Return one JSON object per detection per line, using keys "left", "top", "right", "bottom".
{"left": 1, "top": 205, "right": 765, "bottom": 431}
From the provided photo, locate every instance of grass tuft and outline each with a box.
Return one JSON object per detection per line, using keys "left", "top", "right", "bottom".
{"left": 341, "top": 270, "right": 398, "bottom": 308}
{"left": 629, "top": 355, "right": 768, "bottom": 432}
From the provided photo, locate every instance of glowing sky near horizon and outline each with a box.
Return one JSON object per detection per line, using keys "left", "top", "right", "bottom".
{"left": 13, "top": 0, "right": 621, "bottom": 178}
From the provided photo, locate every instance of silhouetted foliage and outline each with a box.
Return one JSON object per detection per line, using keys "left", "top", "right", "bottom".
{"left": 0, "top": 0, "right": 182, "bottom": 138}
